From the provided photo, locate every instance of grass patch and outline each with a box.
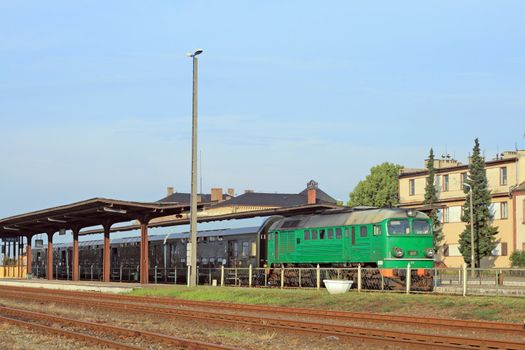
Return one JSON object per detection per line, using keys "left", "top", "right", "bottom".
{"left": 128, "top": 286, "right": 525, "bottom": 323}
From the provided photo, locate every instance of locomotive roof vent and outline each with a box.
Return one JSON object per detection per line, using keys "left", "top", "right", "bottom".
{"left": 406, "top": 209, "right": 417, "bottom": 217}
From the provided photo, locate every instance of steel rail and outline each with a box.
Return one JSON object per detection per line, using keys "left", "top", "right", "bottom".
{"left": 0, "top": 313, "right": 141, "bottom": 350}
{"left": 0, "top": 289, "right": 522, "bottom": 350}
{"left": 1, "top": 285, "right": 522, "bottom": 336}
{"left": 0, "top": 305, "right": 240, "bottom": 350}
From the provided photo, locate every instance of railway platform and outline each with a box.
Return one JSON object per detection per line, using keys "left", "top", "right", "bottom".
{"left": 0, "top": 278, "right": 141, "bottom": 294}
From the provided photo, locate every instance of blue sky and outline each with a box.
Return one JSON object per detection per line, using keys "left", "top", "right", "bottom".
{"left": 1, "top": 1, "right": 524, "bottom": 241}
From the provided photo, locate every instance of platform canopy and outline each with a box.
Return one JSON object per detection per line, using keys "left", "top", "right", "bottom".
{"left": 80, "top": 203, "right": 339, "bottom": 235}
{"left": 0, "top": 198, "right": 196, "bottom": 237}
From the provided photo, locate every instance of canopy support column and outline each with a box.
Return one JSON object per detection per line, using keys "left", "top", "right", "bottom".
{"left": 26, "top": 234, "right": 33, "bottom": 275}
{"left": 47, "top": 232, "right": 54, "bottom": 280}
{"left": 72, "top": 228, "right": 80, "bottom": 281}
{"left": 103, "top": 224, "right": 112, "bottom": 283}
{"left": 17, "top": 236, "right": 22, "bottom": 278}
{"left": 139, "top": 217, "right": 151, "bottom": 284}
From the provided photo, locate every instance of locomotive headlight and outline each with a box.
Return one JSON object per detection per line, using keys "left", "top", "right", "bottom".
{"left": 392, "top": 247, "right": 404, "bottom": 258}
{"left": 425, "top": 248, "right": 435, "bottom": 258}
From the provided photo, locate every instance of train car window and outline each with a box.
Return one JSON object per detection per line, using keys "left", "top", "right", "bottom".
{"left": 319, "top": 229, "right": 326, "bottom": 239}
{"left": 373, "top": 225, "right": 382, "bottom": 236}
{"left": 311, "top": 229, "right": 318, "bottom": 240}
{"left": 344, "top": 228, "right": 349, "bottom": 238}
{"left": 360, "top": 226, "right": 368, "bottom": 237}
{"left": 351, "top": 227, "right": 356, "bottom": 245}
{"left": 335, "top": 228, "right": 342, "bottom": 239}
{"left": 209, "top": 236, "right": 216, "bottom": 242}
{"left": 327, "top": 228, "right": 334, "bottom": 239}
{"left": 242, "top": 241, "right": 249, "bottom": 257}
{"left": 413, "top": 220, "right": 430, "bottom": 234}
{"left": 304, "top": 230, "right": 310, "bottom": 240}
{"left": 218, "top": 236, "right": 223, "bottom": 241}
{"left": 388, "top": 220, "right": 410, "bottom": 235}
{"left": 251, "top": 242, "right": 257, "bottom": 256}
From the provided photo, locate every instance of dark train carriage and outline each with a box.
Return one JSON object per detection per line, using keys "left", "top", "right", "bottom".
{"left": 31, "top": 226, "right": 262, "bottom": 282}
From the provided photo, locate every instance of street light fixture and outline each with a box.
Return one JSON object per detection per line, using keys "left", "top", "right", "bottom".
{"left": 463, "top": 182, "right": 475, "bottom": 277}
{"left": 188, "top": 48, "right": 203, "bottom": 287}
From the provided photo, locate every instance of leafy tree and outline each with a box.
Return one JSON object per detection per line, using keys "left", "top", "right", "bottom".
{"left": 348, "top": 162, "right": 403, "bottom": 207}
{"left": 510, "top": 251, "right": 525, "bottom": 267}
{"left": 423, "top": 148, "right": 443, "bottom": 252}
{"left": 458, "top": 138, "right": 498, "bottom": 268}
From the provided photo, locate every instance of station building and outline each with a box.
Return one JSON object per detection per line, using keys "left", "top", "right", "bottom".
{"left": 398, "top": 150, "right": 525, "bottom": 268}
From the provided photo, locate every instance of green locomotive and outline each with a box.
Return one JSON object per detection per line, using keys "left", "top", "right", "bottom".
{"left": 266, "top": 208, "right": 434, "bottom": 289}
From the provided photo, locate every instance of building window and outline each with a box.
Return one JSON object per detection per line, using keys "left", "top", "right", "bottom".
{"left": 442, "top": 174, "right": 449, "bottom": 192}
{"left": 409, "top": 179, "right": 415, "bottom": 196}
{"left": 523, "top": 199, "right": 525, "bottom": 224}
{"left": 461, "top": 172, "right": 468, "bottom": 188}
{"left": 447, "top": 206, "right": 461, "bottom": 222}
{"left": 491, "top": 242, "right": 508, "bottom": 256}
{"left": 446, "top": 244, "right": 461, "bottom": 257}
{"left": 500, "top": 202, "right": 508, "bottom": 219}
{"left": 500, "top": 167, "right": 507, "bottom": 186}
{"left": 442, "top": 208, "right": 450, "bottom": 223}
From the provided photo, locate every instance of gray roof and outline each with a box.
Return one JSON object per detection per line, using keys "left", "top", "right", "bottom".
{"left": 212, "top": 189, "right": 337, "bottom": 209}
{"left": 157, "top": 193, "right": 212, "bottom": 204}
{"left": 270, "top": 208, "right": 429, "bottom": 230}
{"left": 37, "top": 226, "right": 260, "bottom": 250}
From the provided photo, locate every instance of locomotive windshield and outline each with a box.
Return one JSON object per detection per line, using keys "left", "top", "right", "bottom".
{"left": 387, "top": 219, "right": 409, "bottom": 235}
{"left": 412, "top": 220, "right": 431, "bottom": 234}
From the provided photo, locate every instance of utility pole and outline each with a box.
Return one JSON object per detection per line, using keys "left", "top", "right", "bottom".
{"left": 187, "top": 49, "right": 203, "bottom": 287}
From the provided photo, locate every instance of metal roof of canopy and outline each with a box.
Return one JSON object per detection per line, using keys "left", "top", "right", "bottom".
{"left": 0, "top": 198, "right": 198, "bottom": 237}
{"left": 79, "top": 203, "right": 339, "bottom": 235}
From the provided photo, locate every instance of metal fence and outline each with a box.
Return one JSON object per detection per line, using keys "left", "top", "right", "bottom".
{"left": 29, "top": 263, "right": 525, "bottom": 296}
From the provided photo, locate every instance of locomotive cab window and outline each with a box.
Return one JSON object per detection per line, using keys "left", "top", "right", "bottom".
{"left": 388, "top": 220, "right": 410, "bottom": 235}
{"left": 360, "top": 226, "right": 368, "bottom": 237}
{"left": 413, "top": 220, "right": 430, "bottom": 234}
{"left": 373, "top": 225, "right": 382, "bottom": 236}
{"left": 303, "top": 230, "right": 310, "bottom": 240}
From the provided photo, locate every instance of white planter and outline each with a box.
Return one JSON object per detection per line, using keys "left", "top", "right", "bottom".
{"left": 323, "top": 279, "right": 353, "bottom": 294}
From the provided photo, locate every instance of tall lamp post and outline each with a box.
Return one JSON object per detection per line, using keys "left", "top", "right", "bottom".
{"left": 463, "top": 183, "right": 475, "bottom": 277}
{"left": 187, "top": 48, "right": 203, "bottom": 287}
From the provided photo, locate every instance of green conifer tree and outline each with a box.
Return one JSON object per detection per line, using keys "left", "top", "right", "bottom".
{"left": 423, "top": 148, "right": 443, "bottom": 252}
{"left": 458, "top": 138, "right": 498, "bottom": 268}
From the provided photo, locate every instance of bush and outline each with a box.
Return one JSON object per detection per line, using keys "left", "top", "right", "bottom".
{"left": 509, "top": 250, "right": 525, "bottom": 267}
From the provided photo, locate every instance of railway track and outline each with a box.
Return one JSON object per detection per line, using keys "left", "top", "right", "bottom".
{"left": 0, "top": 285, "right": 522, "bottom": 337}
{"left": 0, "top": 304, "right": 242, "bottom": 350}
{"left": 0, "top": 286, "right": 523, "bottom": 350}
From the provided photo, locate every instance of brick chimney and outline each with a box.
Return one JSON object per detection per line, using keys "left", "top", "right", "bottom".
{"left": 306, "top": 180, "right": 318, "bottom": 205}
{"left": 167, "top": 186, "right": 174, "bottom": 197}
{"left": 211, "top": 188, "right": 223, "bottom": 202}
{"left": 227, "top": 188, "right": 235, "bottom": 197}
